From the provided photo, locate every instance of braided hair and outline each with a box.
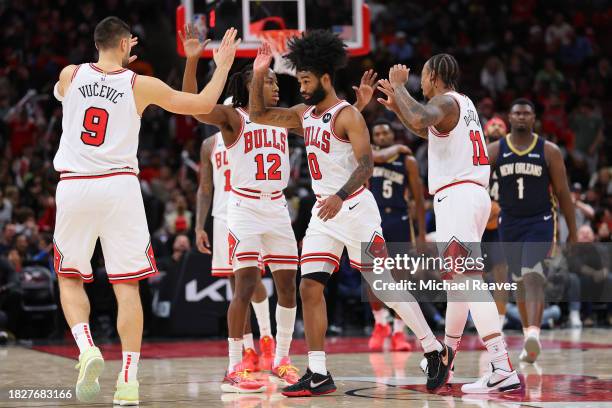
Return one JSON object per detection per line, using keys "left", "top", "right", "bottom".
{"left": 426, "top": 53, "right": 460, "bottom": 89}
{"left": 226, "top": 64, "right": 253, "bottom": 108}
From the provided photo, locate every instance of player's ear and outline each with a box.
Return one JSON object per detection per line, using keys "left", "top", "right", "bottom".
{"left": 321, "top": 73, "right": 331, "bottom": 87}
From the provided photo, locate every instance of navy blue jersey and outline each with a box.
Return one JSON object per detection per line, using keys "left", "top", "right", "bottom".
{"left": 371, "top": 153, "right": 408, "bottom": 211}
{"left": 496, "top": 135, "right": 553, "bottom": 217}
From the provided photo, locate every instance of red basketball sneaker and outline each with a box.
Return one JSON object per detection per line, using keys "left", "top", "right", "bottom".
{"left": 242, "top": 348, "right": 260, "bottom": 372}
{"left": 221, "top": 363, "right": 267, "bottom": 393}
{"left": 259, "top": 335, "right": 275, "bottom": 371}
{"left": 271, "top": 356, "right": 300, "bottom": 386}
{"left": 391, "top": 332, "right": 413, "bottom": 351}
{"left": 368, "top": 323, "right": 391, "bottom": 350}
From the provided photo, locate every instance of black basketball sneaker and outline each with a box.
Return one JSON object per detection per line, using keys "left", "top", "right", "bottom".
{"left": 281, "top": 368, "right": 337, "bottom": 397}
{"left": 424, "top": 344, "right": 455, "bottom": 391}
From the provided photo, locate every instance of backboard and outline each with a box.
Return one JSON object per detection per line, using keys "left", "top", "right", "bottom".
{"left": 176, "top": 0, "right": 370, "bottom": 58}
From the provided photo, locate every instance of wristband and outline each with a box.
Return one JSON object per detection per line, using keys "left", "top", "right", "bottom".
{"left": 335, "top": 189, "right": 349, "bottom": 201}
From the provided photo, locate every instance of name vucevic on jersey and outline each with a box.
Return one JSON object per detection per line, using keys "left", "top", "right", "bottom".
{"left": 77, "top": 82, "right": 124, "bottom": 104}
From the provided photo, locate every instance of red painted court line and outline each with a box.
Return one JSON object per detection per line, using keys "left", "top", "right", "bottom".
{"left": 31, "top": 334, "right": 612, "bottom": 361}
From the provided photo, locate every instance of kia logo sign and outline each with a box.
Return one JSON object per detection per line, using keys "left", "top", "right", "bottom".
{"left": 185, "top": 278, "right": 273, "bottom": 302}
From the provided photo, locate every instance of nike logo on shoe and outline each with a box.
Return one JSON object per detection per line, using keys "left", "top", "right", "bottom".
{"left": 486, "top": 375, "right": 510, "bottom": 388}
{"left": 310, "top": 379, "right": 327, "bottom": 388}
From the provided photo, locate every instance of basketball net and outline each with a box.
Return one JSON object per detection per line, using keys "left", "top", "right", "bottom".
{"left": 255, "top": 29, "right": 302, "bottom": 55}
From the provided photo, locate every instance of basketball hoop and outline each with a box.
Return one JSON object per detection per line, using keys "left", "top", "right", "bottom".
{"left": 254, "top": 29, "right": 302, "bottom": 55}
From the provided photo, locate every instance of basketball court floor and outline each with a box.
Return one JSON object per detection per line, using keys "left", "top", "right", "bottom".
{"left": 1, "top": 328, "right": 611, "bottom": 407}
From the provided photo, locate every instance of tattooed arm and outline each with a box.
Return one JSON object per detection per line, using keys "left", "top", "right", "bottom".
{"left": 316, "top": 106, "right": 373, "bottom": 221}
{"left": 377, "top": 79, "right": 428, "bottom": 139}
{"left": 393, "top": 87, "right": 458, "bottom": 131}
{"left": 194, "top": 137, "right": 215, "bottom": 254}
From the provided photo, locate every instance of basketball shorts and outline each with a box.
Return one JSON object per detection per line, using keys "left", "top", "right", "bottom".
{"left": 498, "top": 211, "right": 555, "bottom": 281}
{"left": 380, "top": 210, "right": 412, "bottom": 243}
{"left": 212, "top": 217, "right": 264, "bottom": 277}
{"left": 227, "top": 191, "right": 298, "bottom": 272}
{"left": 482, "top": 228, "right": 506, "bottom": 267}
{"left": 53, "top": 172, "right": 158, "bottom": 284}
{"left": 433, "top": 181, "right": 491, "bottom": 275}
{"left": 301, "top": 187, "right": 386, "bottom": 275}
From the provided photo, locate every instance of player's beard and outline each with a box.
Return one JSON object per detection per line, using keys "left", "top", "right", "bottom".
{"left": 302, "top": 82, "right": 327, "bottom": 106}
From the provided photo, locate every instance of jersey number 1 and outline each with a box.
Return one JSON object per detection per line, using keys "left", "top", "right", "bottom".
{"left": 81, "top": 107, "right": 108, "bottom": 146}
{"left": 470, "top": 130, "right": 489, "bottom": 165}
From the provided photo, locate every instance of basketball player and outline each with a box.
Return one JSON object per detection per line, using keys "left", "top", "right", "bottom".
{"left": 250, "top": 33, "right": 450, "bottom": 396}
{"left": 367, "top": 119, "right": 426, "bottom": 352}
{"left": 483, "top": 117, "right": 510, "bottom": 329}
{"left": 488, "top": 99, "right": 577, "bottom": 363}
{"left": 377, "top": 58, "right": 521, "bottom": 393}
{"left": 52, "top": 17, "right": 239, "bottom": 404}
{"left": 182, "top": 26, "right": 275, "bottom": 376}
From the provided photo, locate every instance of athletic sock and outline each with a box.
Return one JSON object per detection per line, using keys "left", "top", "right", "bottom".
{"left": 251, "top": 298, "right": 272, "bottom": 338}
{"left": 228, "top": 338, "right": 243, "bottom": 372}
{"left": 444, "top": 333, "right": 462, "bottom": 352}
{"left": 308, "top": 351, "right": 326, "bottom": 375}
{"left": 372, "top": 308, "right": 390, "bottom": 326}
{"left": 392, "top": 318, "right": 405, "bottom": 334}
{"left": 121, "top": 352, "right": 140, "bottom": 383}
{"left": 274, "top": 305, "right": 296, "bottom": 367}
{"left": 243, "top": 333, "right": 255, "bottom": 350}
{"left": 71, "top": 323, "right": 95, "bottom": 354}
{"left": 484, "top": 335, "right": 512, "bottom": 371}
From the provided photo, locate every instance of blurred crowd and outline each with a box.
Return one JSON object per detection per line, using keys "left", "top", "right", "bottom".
{"left": 0, "top": 0, "right": 610, "bottom": 342}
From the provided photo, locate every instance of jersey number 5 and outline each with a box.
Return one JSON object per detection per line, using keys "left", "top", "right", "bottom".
{"left": 81, "top": 107, "right": 108, "bottom": 147}
{"left": 470, "top": 130, "right": 489, "bottom": 165}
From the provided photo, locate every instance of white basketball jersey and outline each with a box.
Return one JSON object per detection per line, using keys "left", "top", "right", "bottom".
{"left": 302, "top": 100, "right": 356, "bottom": 196}
{"left": 427, "top": 91, "right": 490, "bottom": 194}
{"left": 226, "top": 108, "right": 290, "bottom": 192}
{"left": 54, "top": 63, "right": 140, "bottom": 174}
{"left": 210, "top": 132, "right": 230, "bottom": 220}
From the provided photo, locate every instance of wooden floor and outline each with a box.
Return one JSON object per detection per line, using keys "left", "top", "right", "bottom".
{"left": 1, "top": 329, "right": 611, "bottom": 407}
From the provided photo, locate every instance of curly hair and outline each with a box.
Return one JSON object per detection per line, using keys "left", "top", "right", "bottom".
{"left": 426, "top": 53, "right": 460, "bottom": 89}
{"left": 226, "top": 64, "right": 253, "bottom": 108}
{"left": 286, "top": 30, "right": 348, "bottom": 79}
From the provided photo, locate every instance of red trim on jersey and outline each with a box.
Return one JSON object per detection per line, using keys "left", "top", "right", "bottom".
{"left": 56, "top": 270, "right": 95, "bottom": 282}
{"left": 300, "top": 252, "right": 341, "bottom": 268}
{"left": 315, "top": 185, "right": 365, "bottom": 200}
{"left": 60, "top": 172, "right": 137, "bottom": 181}
{"left": 108, "top": 268, "right": 158, "bottom": 283}
{"left": 429, "top": 125, "right": 449, "bottom": 137}
{"left": 54, "top": 240, "right": 95, "bottom": 282}
{"left": 263, "top": 254, "right": 299, "bottom": 265}
{"left": 310, "top": 100, "right": 345, "bottom": 119}
{"left": 330, "top": 103, "right": 352, "bottom": 143}
{"left": 434, "top": 180, "right": 485, "bottom": 195}
{"left": 349, "top": 259, "right": 374, "bottom": 271}
{"left": 231, "top": 188, "right": 283, "bottom": 200}
{"left": 70, "top": 64, "right": 81, "bottom": 82}
{"left": 131, "top": 73, "right": 138, "bottom": 89}
{"left": 88, "top": 63, "right": 128, "bottom": 75}
{"left": 226, "top": 108, "right": 245, "bottom": 149}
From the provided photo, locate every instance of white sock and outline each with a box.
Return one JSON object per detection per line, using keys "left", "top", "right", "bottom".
{"left": 228, "top": 338, "right": 243, "bottom": 371}
{"left": 444, "top": 333, "right": 462, "bottom": 351}
{"left": 121, "top": 352, "right": 140, "bottom": 383}
{"left": 385, "top": 299, "right": 435, "bottom": 347}
{"left": 392, "top": 318, "right": 405, "bottom": 334}
{"left": 421, "top": 335, "right": 443, "bottom": 353}
{"left": 251, "top": 298, "right": 272, "bottom": 338}
{"left": 526, "top": 325, "right": 540, "bottom": 339}
{"left": 569, "top": 310, "right": 580, "bottom": 321}
{"left": 308, "top": 351, "right": 326, "bottom": 375}
{"left": 484, "top": 335, "right": 512, "bottom": 371}
{"left": 71, "top": 323, "right": 94, "bottom": 354}
{"left": 372, "top": 308, "right": 390, "bottom": 326}
{"left": 243, "top": 333, "right": 255, "bottom": 350}
{"left": 274, "top": 305, "right": 296, "bottom": 367}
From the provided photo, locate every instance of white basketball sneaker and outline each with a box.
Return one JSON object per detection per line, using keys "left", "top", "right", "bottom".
{"left": 461, "top": 365, "right": 521, "bottom": 394}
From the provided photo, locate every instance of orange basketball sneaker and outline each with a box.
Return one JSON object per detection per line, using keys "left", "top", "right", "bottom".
{"left": 271, "top": 356, "right": 300, "bottom": 386}
{"left": 368, "top": 323, "right": 391, "bottom": 350}
{"left": 390, "top": 331, "right": 413, "bottom": 351}
{"left": 242, "top": 348, "right": 260, "bottom": 372}
{"left": 259, "top": 335, "right": 275, "bottom": 371}
{"left": 221, "top": 363, "right": 267, "bottom": 393}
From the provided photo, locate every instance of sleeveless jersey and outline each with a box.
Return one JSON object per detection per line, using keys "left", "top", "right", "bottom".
{"left": 210, "top": 132, "right": 231, "bottom": 220}
{"left": 302, "top": 100, "right": 356, "bottom": 196}
{"left": 427, "top": 91, "right": 490, "bottom": 194}
{"left": 54, "top": 63, "right": 140, "bottom": 174}
{"left": 370, "top": 152, "right": 408, "bottom": 211}
{"left": 226, "top": 108, "right": 290, "bottom": 192}
{"left": 496, "top": 134, "right": 552, "bottom": 217}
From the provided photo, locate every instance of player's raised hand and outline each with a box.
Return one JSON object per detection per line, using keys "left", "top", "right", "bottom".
{"left": 213, "top": 27, "right": 241, "bottom": 71}
{"left": 253, "top": 42, "right": 273, "bottom": 74}
{"left": 128, "top": 36, "right": 138, "bottom": 64}
{"left": 389, "top": 64, "right": 409, "bottom": 88}
{"left": 195, "top": 228, "right": 212, "bottom": 254}
{"left": 316, "top": 194, "right": 343, "bottom": 222}
{"left": 377, "top": 79, "right": 400, "bottom": 113}
{"left": 353, "top": 69, "right": 378, "bottom": 109}
{"left": 179, "top": 23, "right": 210, "bottom": 59}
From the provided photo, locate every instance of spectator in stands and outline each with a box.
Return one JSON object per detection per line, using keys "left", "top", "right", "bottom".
{"left": 0, "top": 190, "right": 13, "bottom": 229}
{"left": 570, "top": 99, "right": 605, "bottom": 172}
{"left": 535, "top": 58, "right": 565, "bottom": 94}
{"left": 165, "top": 195, "right": 192, "bottom": 235}
{"left": 481, "top": 56, "right": 507, "bottom": 98}
{"left": 545, "top": 13, "right": 574, "bottom": 54}
{"left": 388, "top": 31, "right": 414, "bottom": 64}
